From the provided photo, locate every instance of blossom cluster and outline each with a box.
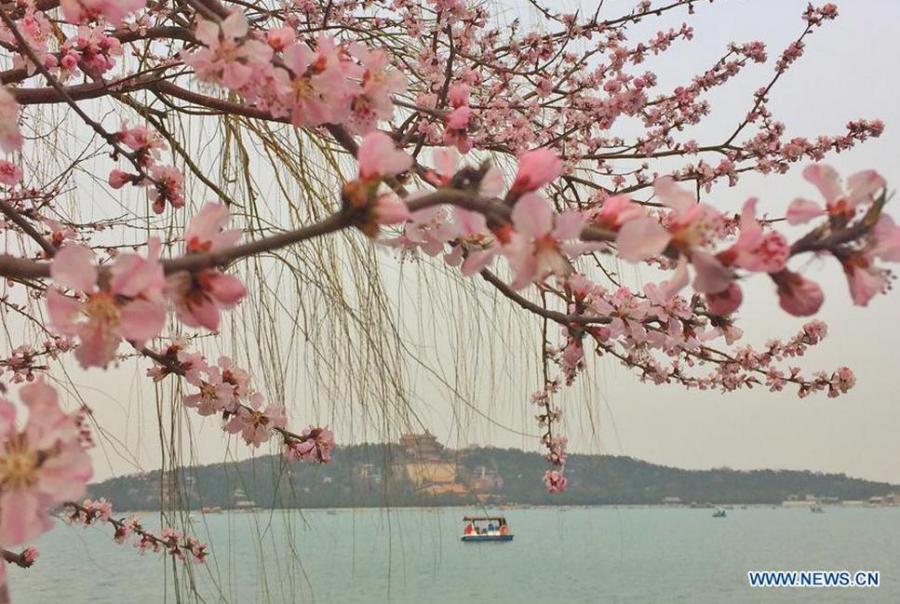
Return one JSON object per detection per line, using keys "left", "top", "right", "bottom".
{"left": 70, "top": 499, "right": 208, "bottom": 564}
{"left": 183, "top": 11, "right": 406, "bottom": 137}
{"left": 147, "top": 340, "right": 334, "bottom": 461}
{"left": 46, "top": 202, "right": 246, "bottom": 369}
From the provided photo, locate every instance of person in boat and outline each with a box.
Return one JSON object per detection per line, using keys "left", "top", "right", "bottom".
{"left": 499, "top": 524, "right": 509, "bottom": 535}
{"left": 487, "top": 522, "right": 496, "bottom": 533}
{"left": 464, "top": 523, "right": 474, "bottom": 535}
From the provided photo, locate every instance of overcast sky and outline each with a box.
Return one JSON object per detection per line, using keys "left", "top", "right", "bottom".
{"left": 49, "top": 0, "right": 900, "bottom": 485}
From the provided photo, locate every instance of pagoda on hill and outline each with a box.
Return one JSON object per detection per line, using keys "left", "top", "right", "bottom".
{"left": 398, "top": 430, "right": 445, "bottom": 462}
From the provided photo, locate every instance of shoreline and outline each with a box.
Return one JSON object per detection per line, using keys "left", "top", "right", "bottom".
{"left": 114, "top": 502, "right": 900, "bottom": 514}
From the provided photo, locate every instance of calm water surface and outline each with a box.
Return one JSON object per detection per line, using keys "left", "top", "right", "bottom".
{"left": 12, "top": 506, "right": 900, "bottom": 603}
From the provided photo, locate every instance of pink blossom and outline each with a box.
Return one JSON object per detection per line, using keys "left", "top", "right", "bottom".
{"left": 371, "top": 193, "right": 410, "bottom": 226}
{"left": 167, "top": 270, "right": 247, "bottom": 331}
{"left": 616, "top": 177, "right": 725, "bottom": 263}
{"left": 48, "top": 242, "right": 166, "bottom": 368}
{"left": 644, "top": 256, "right": 690, "bottom": 302}
{"left": 78, "top": 498, "right": 112, "bottom": 523}
{"left": 148, "top": 165, "right": 185, "bottom": 214}
{"left": 113, "top": 520, "right": 134, "bottom": 544}
{"left": 0, "top": 160, "right": 21, "bottom": 186}
{"left": 184, "top": 202, "right": 241, "bottom": 253}
{"left": 840, "top": 254, "right": 889, "bottom": 307}
{"left": 787, "top": 164, "right": 885, "bottom": 225}
{"left": 446, "top": 83, "right": 469, "bottom": 107}
{"left": 705, "top": 282, "right": 743, "bottom": 316}
{"left": 218, "top": 356, "right": 250, "bottom": 399}
{"left": 589, "top": 195, "right": 646, "bottom": 231}
{"left": 184, "top": 12, "right": 273, "bottom": 90}
{"left": 785, "top": 198, "right": 824, "bottom": 225}
{"left": 870, "top": 215, "right": 900, "bottom": 261}
{"left": 0, "top": 381, "right": 92, "bottom": 547}
{"left": 167, "top": 204, "right": 247, "bottom": 330}
{"left": 720, "top": 199, "right": 788, "bottom": 273}
{"left": 266, "top": 27, "right": 295, "bottom": 52}
{"left": 443, "top": 106, "right": 473, "bottom": 153}
{"left": 426, "top": 147, "right": 504, "bottom": 196}
{"left": 223, "top": 393, "right": 286, "bottom": 447}
{"left": 504, "top": 193, "right": 586, "bottom": 290}
{"left": 655, "top": 177, "right": 725, "bottom": 250}
{"left": 772, "top": 270, "right": 824, "bottom": 316}
{"left": 59, "top": 0, "right": 145, "bottom": 25}
{"left": 543, "top": 469, "right": 567, "bottom": 494}
{"left": 357, "top": 132, "right": 412, "bottom": 180}
{"left": 285, "top": 426, "right": 335, "bottom": 463}
{"left": 116, "top": 124, "right": 165, "bottom": 157}
{"left": 510, "top": 148, "right": 562, "bottom": 194}
{"left": 184, "top": 370, "right": 235, "bottom": 416}
{"left": 347, "top": 44, "right": 406, "bottom": 134}
{"left": 21, "top": 546, "right": 38, "bottom": 565}
{"left": 107, "top": 169, "right": 133, "bottom": 189}
{"left": 616, "top": 215, "right": 670, "bottom": 262}
{"left": 444, "top": 208, "right": 498, "bottom": 275}
{"left": 276, "top": 38, "right": 354, "bottom": 127}
{"left": 690, "top": 250, "right": 733, "bottom": 294}
{"left": 0, "top": 87, "right": 22, "bottom": 153}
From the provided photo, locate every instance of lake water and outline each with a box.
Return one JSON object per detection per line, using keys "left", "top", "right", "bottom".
{"left": 11, "top": 506, "right": 900, "bottom": 603}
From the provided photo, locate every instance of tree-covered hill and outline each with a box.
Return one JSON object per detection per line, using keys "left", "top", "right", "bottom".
{"left": 88, "top": 444, "right": 896, "bottom": 510}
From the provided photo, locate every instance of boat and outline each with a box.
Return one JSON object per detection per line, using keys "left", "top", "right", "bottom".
{"left": 461, "top": 516, "right": 514, "bottom": 542}
{"left": 712, "top": 508, "right": 727, "bottom": 518}
{"left": 810, "top": 504, "right": 825, "bottom": 513}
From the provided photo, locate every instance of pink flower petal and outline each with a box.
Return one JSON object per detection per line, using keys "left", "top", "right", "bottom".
{"left": 786, "top": 198, "right": 825, "bottom": 225}
{"left": 510, "top": 148, "right": 562, "bottom": 193}
{"left": 74, "top": 322, "right": 120, "bottom": 368}
{"left": 846, "top": 170, "right": 885, "bottom": 207}
{"left": 178, "top": 296, "right": 220, "bottom": 331}
{"left": 119, "top": 298, "right": 166, "bottom": 346}
{"left": 705, "top": 282, "right": 743, "bottom": 316}
{"left": 50, "top": 245, "right": 96, "bottom": 292}
{"left": 802, "top": 164, "right": 841, "bottom": 205}
{"left": 691, "top": 250, "right": 732, "bottom": 294}
{"left": 654, "top": 176, "right": 696, "bottom": 215}
{"left": 207, "top": 272, "right": 247, "bottom": 307}
{"left": 357, "top": 132, "right": 412, "bottom": 179}
{"left": 46, "top": 289, "right": 82, "bottom": 336}
{"left": 511, "top": 193, "right": 553, "bottom": 237}
{"left": 552, "top": 210, "right": 585, "bottom": 241}
{"left": 615, "top": 217, "right": 670, "bottom": 262}
{"left": 774, "top": 271, "right": 824, "bottom": 316}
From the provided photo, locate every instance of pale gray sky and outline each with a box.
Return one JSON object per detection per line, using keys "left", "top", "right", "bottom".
{"left": 41, "top": 0, "right": 900, "bottom": 485}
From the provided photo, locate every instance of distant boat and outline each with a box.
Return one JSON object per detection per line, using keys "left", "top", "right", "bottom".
{"left": 712, "top": 509, "right": 727, "bottom": 518}
{"left": 810, "top": 504, "right": 825, "bottom": 513}
{"left": 461, "top": 515, "right": 514, "bottom": 542}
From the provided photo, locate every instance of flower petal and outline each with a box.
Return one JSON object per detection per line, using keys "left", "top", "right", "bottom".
{"left": 511, "top": 193, "right": 553, "bottom": 237}
{"left": 691, "top": 250, "right": 732, "bottom": 294}
{"left": 803, "top": 164, "right": 841, "bottom": 204}
{"left": 615, "top": 217, "right": 670, "bottom": 262}
{"left": 50, "top": 245, "right": 96, "bottom": 292}
{"left": 786, "top": 198, "right": 825, "bottom": 225}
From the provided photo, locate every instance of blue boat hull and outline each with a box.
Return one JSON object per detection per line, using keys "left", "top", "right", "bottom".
{"left": 461, "top": 534, "right": 514, "bottom": 542}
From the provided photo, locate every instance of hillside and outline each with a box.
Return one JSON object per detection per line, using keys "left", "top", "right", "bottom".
{"left": 88, "top": 443, "right": 897, "bottom": 510}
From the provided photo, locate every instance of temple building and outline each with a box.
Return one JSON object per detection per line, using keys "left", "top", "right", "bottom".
{"left": 398, "top": 431, "right": 445, "bottom": 462}
{"left": 396, "top": 432, "right": 467, "bottom": 496}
